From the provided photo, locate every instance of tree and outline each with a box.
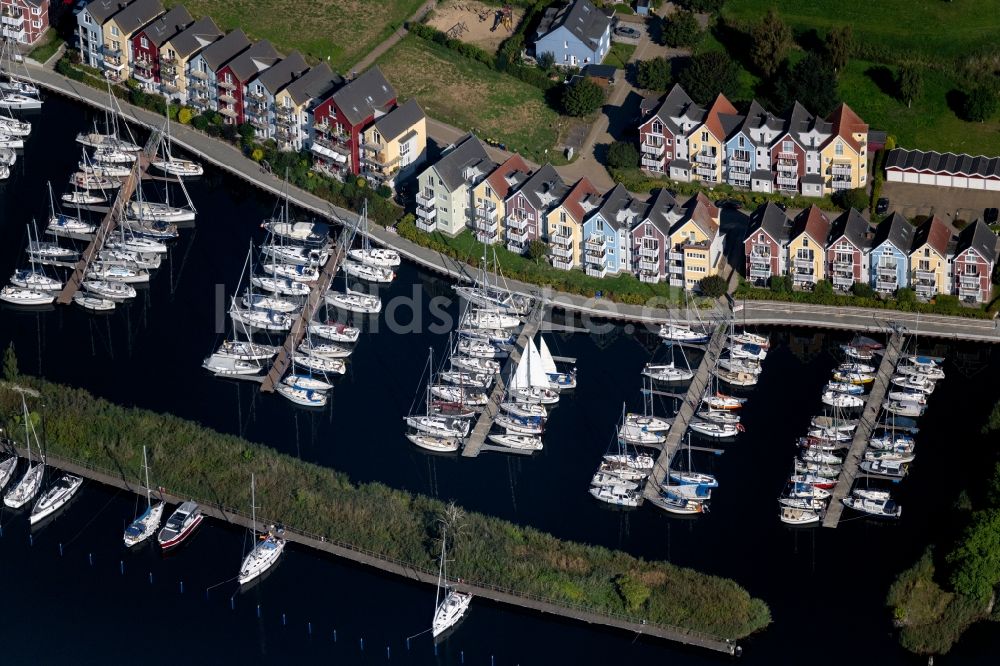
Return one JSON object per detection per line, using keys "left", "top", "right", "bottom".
{"left": 607, "top": 141, "right": 639, "bottom": 169}
{"left": 637, "top": 57, "right": 672, "bottom": 92}
{"left": 813, "top": 279, "right": 834, "bottom": 299}
{"left": 698, "top": 274, "right": 727, "bottom": 298}
{"left": 749, "top": 9, "right": 792, "bottom": 78}
{"left": 769, "top": 275, "right": 791, "bottom": 293}
{"left": 824, "top": 25, "right": 852, "bottom": 72}
{"left": 526, "top": 239, "right": 548, "bottom": 262}
{"left": 662, "top": 11, "right": 702, "bottom": 48}
{"left": 537, "top": 51, "right": 555, "bottom": 71}
{"left": 678, "top": 0, "right": 724, "bottom": 12}
{"left": 992, "top": 262, "right": 1000, "bottom": 286}
{"left": 835, "top": 187, "right": 869, "bottom": 212}
{"left": 614, "top": 574, "right": 651, "bottom": 612}
{"left": 772, "top": 53, "right": 841, "bottom": 116}
{"left": 561, "top": 78, "right": 604, "bottom": 117}
{"left": 177, "top": 107, "right": 193, "bottom": 125}
{"left": 678, "top": 52, "right": 740, "bottom": 105}
{"left": 850, "top": 282, "right": 875, "bottom": 298}
{"left": 964, "top": 85, "right": 999, "bottom": 122}
{"left": 897, "top": 64, "right": 922, "bottom": 108}
{"left": 3, "top": 343, "right": 17, "bottom": 382}
{"left": 947, "top": 509, "right": 1000, "bottom": 600}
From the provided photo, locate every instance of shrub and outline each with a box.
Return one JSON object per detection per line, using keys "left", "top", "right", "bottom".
{"left": 177, "top": 107, "right": 193, "bottom": 125}
{"left": 698, "top": 274, "right": 727, "bottom": 298}
{"left": 250, "top": 148, "right": 264, "bottom": 162}
{"left": 662, "top": 10, "right": 701, "bottom": 48}
{"left": 190, "top": 114, "right": 209, "bottom": 131}
{"left": 636, "top": 57, "right": 672, "bottom": 92}
{"left": 606, "top": 141, "right": 639, "bottom": 169}
{"left": 537, "top": 51, "right": 555, "bottom": 71}
{"left": 769, "top": 275, "right": 792, "bottom": 293}
{"left": 850, "top": 282, "right": 875, "bottom": 298}
{"left": 835, "top": 187, "right": 869, "bottom": 212}
{"left": 964, "top": 85, "right": 998, "bottom": 122}
{"left": 678, "top": 52, "right": 740, "bottom": 105}
{"left": 561, "top": 78, "right": 604, "bottom": 117}
{"left": 947, "top": 509, "right": 1000, "bottom": 601}
{"left": 614, "top": 574, "right": 651, "bottom": 612}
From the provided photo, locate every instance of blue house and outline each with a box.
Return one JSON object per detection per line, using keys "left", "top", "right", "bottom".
{"left": 581, "top": 183, "right": 641, "bottom": 277}
{"left": 869, "top": 212, "right": 914, "bottom": 294}
{"left": 534, "top": 0, "right": 611, "bottom": 68}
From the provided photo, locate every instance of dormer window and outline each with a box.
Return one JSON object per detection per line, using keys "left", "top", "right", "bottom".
{"left": 140, "top": 37, "right": 148, "bottom": 49}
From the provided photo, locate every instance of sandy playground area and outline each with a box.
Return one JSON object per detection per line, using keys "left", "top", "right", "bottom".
{"left": 427, "top": 1, "right": 525, "bottom": 55}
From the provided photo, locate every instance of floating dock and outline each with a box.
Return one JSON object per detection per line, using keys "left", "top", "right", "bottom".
{"left": 822, "top": 329, "right": 905, "bottom": 528}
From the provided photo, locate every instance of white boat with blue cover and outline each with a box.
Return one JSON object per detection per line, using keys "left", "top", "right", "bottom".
{"left": 263, "top": 261, "right": 319, "bottom": 283}
{"left": 124, "top": 446, "right": 165, "bottom": 547}
{"left": 495, "top": 413, "right": 544, "bottom": 435}
{"left": 238, "top": 474, "right": 285, "bottom": 585}
{"left": 538, "top": 336, "right": 576, "bottom": 390}
{"left": 285, "top": 374, "right": 333, "bottom": 392}
{"left": 825, "top": 381, "right": 864, "bottom": 395}
{"left": 276, "top": 384, "right": 327, "bottom": 407}
{"left": 669, "top": 472, "right": 718, "bottom": 488}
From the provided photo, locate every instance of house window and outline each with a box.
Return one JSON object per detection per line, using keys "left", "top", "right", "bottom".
{"left": 701, "top": 131, "right": 708, "bottom": 142}
{"left": 373, "top": 130, "right": 382, "bottom": 145}
{"left": 141, "top": 37, "right": 148, "bottom": 49}
{"left": 564, "top": 41, "right": 569, "bottom": 49}
{"left": 757, "top": 233, "right": 763, "bottom": 242}
{"left": 32, "top": 6, "right": 41, "bottom": 16}
{"left": 111, "top": 26, "right": 120, "bottom": 37}
{"left": 835, "top": 143, "right": 844, "bottom": 156}
{"left": 965, "top": 265, "right": 978, "bottom": 276}
{"left": 32, "top": 19, "right": 41, "bottom": 29}
{"left": 782, "top": 140, "right": 792, "bottom": 153}
{"left": 652, "top": 120, "right": 662, "bottom": 134}
{"left": 484, "top": 185, "right": 492, "bottom": 198}
{"left": 84, "top": 14, "right": 91, "bottom": 24}
{"left": 738, "top": 136, "right": 745, "bottom": 147}
{"left": 923, "top": 248, "right": 930, "bottom": 257}
{"left": 597, "top": 220, "right": 605, "bottom": 233}
{"left": 802, "top": 238, "right": 808, "bottom": 247}
{"left": 559, "top": 211, "right": 567, "bottom": 223}
{"left": 570, "top": 55, "right": 577, "bottom": 66}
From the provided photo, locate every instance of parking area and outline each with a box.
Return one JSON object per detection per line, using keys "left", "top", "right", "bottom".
{"left": 881, "top": 182, "right": 1000, "bottom": 224}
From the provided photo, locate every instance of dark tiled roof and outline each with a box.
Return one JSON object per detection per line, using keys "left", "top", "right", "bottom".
{"left": 596, "top": 183, "right": 643, "bottom": 231}
{"left": 432, "top": 134, "right": 494, "bottom": 192}
{"left": 164, "top": 17, "right": 222, "bottom": 59}
{"left": 372, "top": 99, "right": 425, "bottom": 141}
{"left": 139, "top": 5, "right": 192, "bottom": 48}
{"left": 535, "top": 0, "right": 611, "bottom": 50}
{"left": 828, "top": 208, "right": 871, "bottom": 249}
{"left": 330, "top": 67, "right": 396, "bottom": 126}
{"left": 226, "top": 40, "right": 280, "bottom": 83}
{"left": 513, "top": 163, "right": 569, "bottom": 213}
{"left": 110, "top": 0, "right": 163, "bottom": 35}
{"left": 910, "top": 216, "right": 952, "bottom": 256}
{"left": 872, "top": 212, "right": 915, "bottom": 253}
{"left": 84, "top": 0, "right": 131, "bottom": 25}
{"left": 648, "top": 84, "right": 704, "bottom": 136}
{"left": 581, "top": 64, "right": 616, "bottom": 80}
{"left": 955, "top": 219, "right": 998, "bottom": 263}
{"left": 746, "top": 202, "right": 791, "bottom": 243}
{"left": 255, "top": 52, "right": 309, "bottom": 95}
{"left": 199, "top": 28, "right": 250, "bottom": 71}
{"left": 640, "top": 188, "right": 680, "bottom": 236}
{"left": 801, "top": 173, "right": 825, "bottom": 185}
{"left": 285, "top": 63, "right": 343, "bottom": 107}
{"left": 885, "top": 148, "right": 1000, "bottom": 178}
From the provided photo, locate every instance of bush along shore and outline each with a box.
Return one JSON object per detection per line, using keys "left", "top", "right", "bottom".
{"left": 0, "top": 375, "right": 771, "bottom": 641}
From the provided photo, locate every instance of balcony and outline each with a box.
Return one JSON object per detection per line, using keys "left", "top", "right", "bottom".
{"left": 669, "top": 277, "right": 684, "bottom": 287}
{"left": 474, "top": 229, "right": 500, "bottom": 244}
{"left": 876, "top": 276, "right": 898, "bottom": 291}
{"left": 159, "top": 52, "right": 175, "bottom": 64}
{"left": 507, "top": 227, "right": 530, "bottom": 243}
{"left": 313, "top": 136, "right": 351, "bottom": 157}
{"left": 416, "top": 206, "right": 437, "bottom": 221}
{"left": 102, "top": 55, "right": 125, "bottom": 71}
{"left": 793, "top": 272, "right": 816, "bottom": 285}
{"left": 668, "top": 262, "right": 683, "bottom": 275}
{"left": 794, "top": 257, "right": 814, "bottom": 269}
{"left": 188, "top": 69, "right": 209, "bottom": 81}
{"left": 641, "top": 156, "right": 664, "bottom": 169}
{"left": 249, "top": 116, "right": 270, "bottom": 131}
{"left": 188, "top": 79, "right": 208, "bottom": 91}
{"left": 749, "top": 267, "right": 771, "bottom": 279}
{"left": 416, "top": 192, "right": 434, "bottom": 208}
{"left": 551, "top": 245, "right": 573, "bottom": 259}
{"left": 914, "top": 269, "right": 936, "bottom": 283}
{"left": 218, "top": 92, "right": 237, "bottom": 104}
{"left": 832, "top": 274, "right": 854, "bottom": 289}
{"left": 506, "top": 239, "right": 528, "bottom": 254}
{"left": 695, "top": 152, "right": 717, "bottom": 165}
{"left": 552, "top": 256, "right": 574, "bottom": 271}
{"left": 638, "top": 246, "right": 658, "bottom": 259}
{"left": 638, "top": 258, "right": 658, "bottom": 272}
{"left": 831, "top": 163, "right": 852, "bottom": 177}
{"left": 218, "top": 79, "right": 237, "bottom": 90}
{"left": 416, "top": 216, "right": 436, "bottom": 233}
{"left": 639, "top": 271, "right": 660, "bottom": 284}
{"left": 729, "top": 174, "right": 750, "bottom": 187}
{"left": 730, "top": 153, "right": 751, "bottom": 167}
{"left": 668, "top": 250, "right": 683, "bottom": 261}
{"left": 831, "top": 179, "right": 853, "bottom": 191}
{"left": 585, "top": 265, "right": 607, "bottom": 278}
{"left": 188, "top": 95, "right": 209, "bottom": 109}
{"left": 778, "top": 151, "right": 797, "bottom": 160}
{"left": 550, "top": 232, "right": 572, "bottom": 248}
{"left": 641, "top": 142, "right": 665, "bottom": 157}
{"left": 776, "top": 176, "right": 798, "bottom": 189}
{"left": 506, "top": 216, "right": 530, "bottom": 231}
{"left": 960, "top": 274, "right": 980, "bottom": 288}
{"left": 584, "top": 235, "right": 606, "bottom": 252}
{"left": 878, "top": 264, "right": 898, "bottom": 278}
{"left": 915, "top": 283, "right": 936, "bottom": 298}
{"left": 695, "top": 165, "right": 715, "bottom": 179}
{"left": 1, "top": 12, "right": 24, "bottom": 27}
{"left": 475, "top": 202, "right": 497, "bottom": 220}
{"left": 474, "top": 216, "right": 498, "bottom": 234}
{"left": 219, "top": 107, "right": 238, "bottom": 119}
{"left": 2, "top": 26, "right": 24, "bottom": 41}
{"left": 133, "top": 68, "right": 155, "bottom": 84}
{"left": 246, "top": 89, "right": 266, "bottom": 101}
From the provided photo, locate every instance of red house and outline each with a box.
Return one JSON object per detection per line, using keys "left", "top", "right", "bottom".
{"left": 826, "top": 208, "right": 872, "bottom": 291}
{"left": 953, "top": 220, "right": 997, "bottom": 303}
{"left": 630, "top": 188, "right": 679, "bottom": 282}
{"left": 311, "top": 67, "right": 396, "bottom": 178}
{"left": 215, "top": 39, "right": 279, "bottom": 125}
{"left": 771, "top": 102, "right": 812, "bottom": 193}
{"left": 503, "top": 163, "right": 566, "bottom": 254}
{"left": 1, "top": 0, "right": 49, "bottom": 47}
{"left": 743, "top": 202, "right": 791, "bottom": 285}
{"left": 130, "top": 4, "right": 192, "bottom": 90}
{"left": 637, "top": 85, "right": 697, "bottom": 174}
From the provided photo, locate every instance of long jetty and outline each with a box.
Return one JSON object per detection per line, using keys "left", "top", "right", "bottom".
{"left": 260, "top": 241, "right": 346, "bottom": 393}
{"left": 822, "top": 329, "right": 905, "bottom": 528}
{"left": 55, "top": 132, "right": 158, "bottom": 305}
{"left": 26, "top": 448, "right": 738, "bottom": 655}
{"left": 462, "top": 300, "right": 545, "bottom": 457}
{"left": 643, "top": 323, "right": 729, "bottom": 506}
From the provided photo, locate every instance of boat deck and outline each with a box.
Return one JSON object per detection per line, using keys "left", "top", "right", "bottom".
{"left": 259, "top": 241, "right": 346, "bottom": 393}
{"left": 822, "top": 329, "right": 905, "bottom": 528}
{"left": 642, "top": 322, "right": 729, "bottom": 505}
{"left": 462, "top": 300, "right": 545, "bottom": 458}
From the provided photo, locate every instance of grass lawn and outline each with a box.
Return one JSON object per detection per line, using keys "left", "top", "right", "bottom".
{"left": 722, "top": 0, "right": 1000, "bottom": 61}
{"left": 839, "top": 59, "right": 1000, "bottom": 155}
{"left": 604, "top": 42, "right": 636, "bottom": 69}
{"left": 378, "top": 36, "right": 560, "bottom": 163}
{"left": 164, "top": 0, "right": 425, "bottom": 72}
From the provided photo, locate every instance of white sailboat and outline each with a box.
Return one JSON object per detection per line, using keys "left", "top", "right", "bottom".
{"left": 212, "top": 338, "right": 277, "bottom": 361}
{"left": 506, "top": 338, "right": 559, "bottom": 405}
{"left": 30, "top": 474, "right": 82, "bottom": 525}
{"left": 123, "top": 445, "right": 165, "bottom": 547}
{"left": 342, "top": 260, "right": 394, "bottom": 284}
{"left": 151, "top": 108, "right": 204, "bottom": 177}
{"left": 453, "top": 242, "right": 533, "bottom": 315}
{"left": 538, "top": 336, "right": 576, "bottom": 390}
{"left": 238, "top": 474, "right": 285, "bottom": 585}
{"left": 347, "top": 201, "right": 400, "bottom": 268}
{"left": 405, "top": 348, "right": 472, "bottom": 440}
{"left": 3, "top": 393, "right": 45, "bottom": 510}
{"left": 431, "top": 526, "right": 472, "bottom": 638}
{"left": 0, "top": 285, "right": 53, "bottom": 307}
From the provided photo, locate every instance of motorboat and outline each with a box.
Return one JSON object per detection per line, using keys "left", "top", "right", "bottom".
{"left": 642, "top": 362, "right": 694, "bottom": 383}
{"left": 348, "top": 247, "right": 401, "bottom": 269}
{"left": 832, "top": 371, "right": 875, "bottom": 385}
{"left": 242, "top": 292, "right": 299, "bottom": 313}
{"left": 309, "top": 321, "right": 361, "bottom": 343}
{"left": 201, "top": 354, "right": 264, "bottom": 376}
{"left": 701, "top": 393, "right": 745, "bottom": 410}
{"left": 658, "top": 323, "right": 709, "bottom": 343}
{"left": 887, "top": 390, "right": 927, "bottom": 405}
{"left": 343, "top": 260, "right": 393, "bottom": 283}
{"left": 215, "top": 340, "right": 278, "bottom": 361}
{"left": 73, "top": 293, "right": 116, "bottom": 312}
{"left": 82, "top": 280, "right": 136, "bottom": 301}
{"left": 603, "top": 453, "right": 654, "bottom": 470}
{"left": 842, "top": 495, "right": 901, "bottom": 518}
{"left": 251, "top": 275, "right": 311, "bottom": 297}
{"left": 294, "top": 354, "right": 346, "bottom": 375}
{"left": 456, "top": 339, "right": 506, "bottom": 359}
{"left": 451, "top": 356, "right": 501, "bottom": 374}
{"left": 891, "top": 374, "right": 935, "bottom": 394}
{"left": 859, "top": 459, "right": 907, "bottom": 478}
{"left": 821, "top": 391, "right": 864, "bottom": 409}
{"left": 779, "top": 506, "right": 820, "bottom": 525}
{"left": 297, "top": 339, "right": 352, "bottom": 359}
{"left": 625, "top": 414, "right": 670, "bottom": 432}
{"left": 463, "top": 308, "right": 521, "bottom": 330}
{"left": 689, "top": 420, "right": 740, "bottom": 438}
{"left": 591, "top": 472, "right": 638, "bottom": 491}
{"left": 729, "top": 343, "right": 767, "bottom": 361}
{"left": 0, "top": 286, "right": 54, "bottom": 306}
{"left": 30, "top": 474, "right": 83, "bottom": 525}
{"left": 406, "top": 433, "right": 461, "bottom": 453}
{"left": 261, "top": 243, "right": 328, "bottom": 267}
{"left": 10, "top": 269, "right": 62, "bottom": 292}
{"left": 262, "top": 261, "right": 320, "bottom": 283}
{"left": 429, "top": 385, "right": 487, "bottom": 406}
{"left": 853, "top": 488, "right": 891, "bottom": 501}
{"left": 157, "top": 501, "right": 204, "bottom": 549}
{"left": 325, "top": 288, "right": 381, "bottom": 314}
{"left": 276, "top": 384, "right": 328, "bottom": 407}
{"left": 284, "top": 374, "right": 334, "bottom": 392}
{"left": 495, "top": 413, "right": 544, "bottom": 435}
{"left": 487, "top": 434, "right": 543, "bottom": 451}
{"left": 618, "top": 424, "right": 666, "bottom": 447}
{"left": 825, "top": 381, "right": 864, "bottom": 395}
{"left": 589, "top": 484, "right": 640, "bottom": 507}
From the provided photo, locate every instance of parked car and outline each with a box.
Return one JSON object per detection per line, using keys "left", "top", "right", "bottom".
{"left": 984, "top": 207, "right": 998, "bottom": 224}
{"left": 614, "top": 25, "right": 640, "bottom": 39}
{"left": 875, "top": 197, "right": 890, "bottom": 215}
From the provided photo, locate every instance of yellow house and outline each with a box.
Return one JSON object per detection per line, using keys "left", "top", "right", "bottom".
{"left": 669, "top": 194, "right": 724, "bottom": 289}
{"left": 276, "top": 63, "right": 342, "bottom": 152}
{"left": 472, "top": 154, "right": 532, "bottom": 245}
{"left": 101, "top": 0, "right": 164, "bottom": 81}
{"left": 159, "top": 17, "right": 223, "bottom": 102}
{"left": 821, "top": 103, "right": 869, "bottom": 194}
{"left": 787, "top": 206, "right": 832, "bottom": 288}
{"left": 688, "top": 94, "right": 737, "bottom": 185}
{"left": 909, "top": 215, "right": 951, "bottom": 299}
{"left": 545, "top": 177, "right": 601, "bottom": 270}
{"left": 360, "top": 99, "right": 427, "bottom": 191}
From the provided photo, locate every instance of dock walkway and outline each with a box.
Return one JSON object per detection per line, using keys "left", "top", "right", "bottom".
{"left": 822, "top": 330, "right": 905, "bottom": 528}
{"left": 463, "top": 300, "right": 545, "bottom": 457}
{"left": 643, "top": 323, "right": 729, "bottom": 504}
{"left": 259, "top": 242, "right": 346, "bottom": 393}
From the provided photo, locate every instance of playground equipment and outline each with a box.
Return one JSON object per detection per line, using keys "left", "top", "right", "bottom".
{"left": 446, "top": 21, "right": 469, "bottom": 38}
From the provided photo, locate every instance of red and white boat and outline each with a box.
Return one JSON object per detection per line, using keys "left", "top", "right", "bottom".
{"left": 157, "top": 501, "right": 203, "bottom": 549}
{"left": 701, "top": 392, "right": 746, "bottom": 411}
{"left": 789, "top": 474, "right": 837, "bottom": 490}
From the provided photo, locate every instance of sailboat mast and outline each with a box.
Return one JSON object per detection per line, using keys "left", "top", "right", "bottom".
{"left": 142, "top": 445, "right": 151, "bottom": 508}
{"left": 436, "top": 525, "right": 448, "bottom": 608}
{"left": 250, "top": 473, "right": 257, "bottom": 536}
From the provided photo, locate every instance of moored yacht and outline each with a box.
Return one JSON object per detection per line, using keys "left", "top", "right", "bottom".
{"left": 157, "top": 501, "right": 204, "bottom": 549}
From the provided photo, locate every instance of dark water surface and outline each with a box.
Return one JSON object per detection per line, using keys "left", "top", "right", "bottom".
{"left": 0, "top": 95, "right": 998, "bottom": 665}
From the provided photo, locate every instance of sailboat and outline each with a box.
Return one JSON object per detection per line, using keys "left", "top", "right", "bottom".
{"left": 48, "top": 181, "right": 97, "bottom": 237}
{"left": 537, "top": 336, "right": 576, "bottom": 390}
{"left": 30, "top": 474, "right": 83, "bottom": 525}
{"left": 3, "top": 393, "right": 45, "bottom": 509}
{"left": 347, "top": 201, "right": 400, "bottom": 268}
{"left": 123, "top": 446, "right": 166, "bottom": 547}
{"left": 127, "top": 173, "right": 196, "bottom": 224}
{"left": 76, "top": 86, "right": 140, "bottom": 152}
{"left": 0, "top": 108, "right": 30, "bottom": 137}
{"left": 276, "top": 382, "right": 328, "bottom": 407}
{"left": 238, "top": 474, "right": 285, "bottom": 585}
{"left": 343, "top": 259, "right": 394, "bottom": 284}
{"left": 10, "top": 224, "right": 63, "bottom": 292}
{"left": 658, "top": 321, "right": 709, "bottom": 344}
{"left": 0, "top": 452, "right": 18, "bottom": 491}
{"left": 669, "top": 433, "right": 718, "bottom": 487}
{"left": 431, "top": 526, "right": 472, "bottom": 638}
{"left": 464, "top": 308, "right": 521, "bottom": 331}
{"left": 405, "top": 348, "right": 471, "bottom": 441}
{"left": 151, "top": 108, "right": 203, "bottom": 177}
{"left": 0, "top": 285, "right": 54, "bottom": 306}
{"left": 325, "top": 274, "right": 381, "bottom": 314}
{"left": 0, "top": 41, "right": 40, "bottom": 100}
{"left": 454, "top": 242, "right": 532, "bottom": 315}
{"left": 506, "top": 338, "right": 559, "bottom": 405}
{"left": 602, "top": 404, "right": 655, "bottom": 472}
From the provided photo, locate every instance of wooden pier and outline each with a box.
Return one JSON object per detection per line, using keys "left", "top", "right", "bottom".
{"left": 822, "top": 330, "right": 905, "bottom": 528}
{"left": 642, "top": 324, "right": 729, "bottom": 505}
{"left": 259, "top": 241, "right": 346, "bottom": 393}
{"left": 55, "top": 133, "right": 158, "bottom": 305}
{"left": 462, "top": 300, "right": 545, "bottom": 457}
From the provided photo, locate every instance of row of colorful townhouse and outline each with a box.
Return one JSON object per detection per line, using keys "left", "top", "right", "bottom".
{"left": 73, "top": 0, "right": 427, "bottom": 190}
{"left": 414, "top": 134, "right": 726, "bottom": 289}
{"left": 743, "top": 203, "right": 997, "bottom": 303}
{"left": 638, "top": 84, "right": 876, "bottom": 199}
{"left": 1, "top": 0, "right": 49, "bottom": 47}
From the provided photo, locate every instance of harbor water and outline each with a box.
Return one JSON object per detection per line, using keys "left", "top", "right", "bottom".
{"left": 1, "top": 95, "right": 999, "bottom": 664}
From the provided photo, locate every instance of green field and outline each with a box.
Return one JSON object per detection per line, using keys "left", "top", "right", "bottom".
{"left": 378, "top": 36, "right": 560, "bottom": 162}
{"left": 722, "top": 0, "right": 1000, "bottom": 61}
{"left": 164, "top": 0, "right": 425, "bottom": 72}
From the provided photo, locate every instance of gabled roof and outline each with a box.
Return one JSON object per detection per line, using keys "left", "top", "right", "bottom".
{"left": 371, "top": 99, "right": 425, "bottom": 141}
{"left": 780, "top": 101, "right": 819, "bottom": 146}
{"left": 198, "top": 28, "right": 250, "bottom": 71}
{"left": 733, "top": 99, "right": 783, "bottom": 145}
{"left": 284, "top": 63, "right": 343, "bottom": 106}
{"left": 637, "top": 188, "right": 679, "bottom": 237}
{"left": 330, "top": 67, "right": 396, "bottom": 126}
{"left": 746, "top": 202, "right": 791, "bottom": 243}
{"left": 511, "top": 163, "right": 569, "bottom": 212}
{"left": 432, "top": 134, "right": 494, "bottom": 192}
{"left": 109, "top": 0, "right": 163, "bottom": 35}
{"left": 885, "top": 148, "right": 1000, "bottom": 179}
{"left": 561, "top": 177, "right": 601, "bottom": 224}
{"left": 594, "top": 183, "right": 642, "bottom": 231}
{"left": 139, "top": 5, "right": 192, "bottom": 48}
{"left": 255, "top": 52, "right": 309, "bottom": 95}
{"left": 225, "top": 39, "right": 280, "bottom": 83}
{"left": 828, "top": 208, "right": 871, "bottom": 249}
{"left": 955, "top": 219, "right": 998, "bottom": 263}
{"left": 535, "top": 0, "right": 611, "bottom": 50}
{"left": 645, "top": 84, "right": 704, "bottom": 136}
{"left": 164, "top": 16, "right": 222, "bottom": 60}
{"left": 910, "top": 216, "right": 951, "bottom": 257}
{"left": 789, "top": 205, "right": 832, "bottom": 245}
{"left": 871, "top": 212, "right": 915, "bottom": 253}
{"left": 826, "top": 103, "right": 868, "bottom": 153}
{"left": 83, "top": 0, "right": 131, "bottom": 24}
{"left": 683, "top": 193, "right": 720, "bottom": 239}
{"left": 700, "top": 94, "right": 738, "bottom": 141}
{"left": 485, "top": 155, "right": 532, "bottom": 200}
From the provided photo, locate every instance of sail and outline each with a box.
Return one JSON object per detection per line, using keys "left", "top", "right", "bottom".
{"left": 526, "top": 339, "right": 549, "bottom": 389}
{"left": 508, "top": 345, "right": 531, "bottom": 391}
{"left": 538, "top": 337, "right": 558, "bottom": 375}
